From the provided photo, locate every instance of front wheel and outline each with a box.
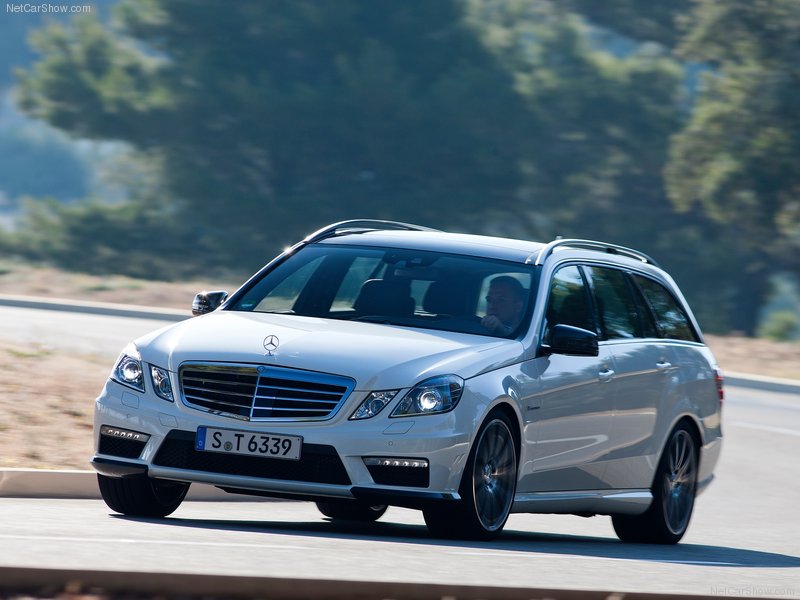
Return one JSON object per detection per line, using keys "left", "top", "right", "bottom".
{"left": 424, "top": 412, "right": 518, "bottom": 540}
{"left": 612, "top": 423, "right": 698, "bottom": 544}
{"left": 316, "top": 500, "right": 388, "bottom": 522}
{"left": 97, "top": 474, "right": 189, "bottom": 518}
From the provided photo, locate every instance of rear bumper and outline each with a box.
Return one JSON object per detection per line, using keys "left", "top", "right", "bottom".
{"left": 697, "top": 437, "right": 722, "bottom": 496}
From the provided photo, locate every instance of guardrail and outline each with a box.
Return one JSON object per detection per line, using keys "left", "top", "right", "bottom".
{"left": 0, "top": 293, "right": 189, "bottom": 321}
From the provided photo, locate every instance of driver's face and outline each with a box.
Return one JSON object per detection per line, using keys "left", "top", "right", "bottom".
{"left": 486, "top": 283, "right": 523, "bottom": 325}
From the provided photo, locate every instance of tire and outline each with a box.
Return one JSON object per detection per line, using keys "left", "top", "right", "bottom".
{"left": 97, "top": 474, "right": 189, "bottom": 518}
{"left": 424, "top": 412, "right": 518, "bottom": 540}
{"left": 316, "top": 500, "right": 388, "bottom": 522}
{"left": 612, "top": 423, "right": 698, "bottom": 544}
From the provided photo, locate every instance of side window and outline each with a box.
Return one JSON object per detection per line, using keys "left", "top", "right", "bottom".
{"left": 629, "top": 275, "right": 660, "bottom": 338}
{"left": 634, "top": 275, "right": 699, "bottom": 342}
{"left": 584, "top": 266, "right": 639, "bottom": 340}
{"left": 544, "top": 265, "right": 594, "bottom": 343}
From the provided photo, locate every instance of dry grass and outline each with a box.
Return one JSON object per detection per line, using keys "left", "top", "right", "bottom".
{"left": 705, "top": 334, "right": 800, "bottom": 380}
{"left": 0, "top": 340, "right": 108, "bottom": 470}
{"left": 0, "top": 259, "right": 242, "bottom": 310}
{"left": 0, "top": 261, "right": 797, "bottom": 470}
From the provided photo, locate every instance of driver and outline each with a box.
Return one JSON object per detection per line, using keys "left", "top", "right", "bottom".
{"left": 481, "top": 276, "right": 525, "bottom": 337}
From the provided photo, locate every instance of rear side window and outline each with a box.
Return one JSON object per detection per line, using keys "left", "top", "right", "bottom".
{"left": 583, "top": 266, "right": 639, "bottom": 340}
{"left": 633, "top": 275, "right": 699, "bottom": 342}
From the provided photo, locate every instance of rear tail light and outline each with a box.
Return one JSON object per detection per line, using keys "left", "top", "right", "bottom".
{"left": 714, "top": 367, "right": 724, "bottom": 404}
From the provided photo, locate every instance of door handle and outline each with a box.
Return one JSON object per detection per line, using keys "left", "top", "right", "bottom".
{"left": 598, "top": 368, "right": 615, "bottom": 382}
{"left": 656, "top": 361, "right": 672, "bottom": 371}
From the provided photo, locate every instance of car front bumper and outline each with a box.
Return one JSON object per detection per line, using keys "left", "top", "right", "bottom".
{"left": 93, "top": 380, "right": 472, "bottom": 507}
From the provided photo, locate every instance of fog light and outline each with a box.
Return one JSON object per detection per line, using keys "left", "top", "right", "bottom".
{"left": 100, "top": 425, "right": 151, "bottom": 443}
{"left": 363, "top": 456, "right": 430, "bottom": 488}
{"left": 363, "top": 457, "right": 429, "bottom": 468}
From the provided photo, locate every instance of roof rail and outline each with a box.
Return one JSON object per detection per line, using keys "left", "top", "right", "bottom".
{"left": 532, "top": 238, "right": 660, "bottom": 268}
{"left": 303, "top": 219, "right": 439, "bottom": 244}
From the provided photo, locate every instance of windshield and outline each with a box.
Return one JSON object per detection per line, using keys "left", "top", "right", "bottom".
{"left": 231, "top": 244, "right": 536, "bottom": 338}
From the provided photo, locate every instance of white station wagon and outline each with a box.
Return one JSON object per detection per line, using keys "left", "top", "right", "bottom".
{"left": 93, "top": 220, "right": 723, "bottom": 542}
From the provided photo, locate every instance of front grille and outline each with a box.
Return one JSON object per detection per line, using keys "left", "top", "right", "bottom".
{"left": 180, "top": 363, "right": 355, "bottom": 421}
{"left": 153, "top": 430, "right": 351, "bottom": 485}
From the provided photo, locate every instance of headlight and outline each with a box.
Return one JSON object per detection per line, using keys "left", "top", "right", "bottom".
{"left": 391, "top": 375, "right": 464, "bottom": 417}
{"left": 150, "top": 365, "right": 174, "bottom": 402}
{"left": 111, "top": 344, "right": 144, "bottom": 393}
{"left": 350, "top": 390, "right": 399, "bottom": 420}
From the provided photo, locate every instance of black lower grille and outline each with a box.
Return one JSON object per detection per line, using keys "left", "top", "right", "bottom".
{"left": 98, "top": 435, "right": 146, "bottom": 459}
{"left": 152, "top": 430, "right": 351, "bottom": 485}
{"left": 367, "top": 464, "right": 430, "bottom": 488}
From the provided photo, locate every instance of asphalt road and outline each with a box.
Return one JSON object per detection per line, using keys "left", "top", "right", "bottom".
{"left": 0, "top": 385, "right": 798, "bottom": 598}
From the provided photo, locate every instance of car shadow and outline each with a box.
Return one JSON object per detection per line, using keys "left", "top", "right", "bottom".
{"left": 110, "top": 513, "right": 800, "bottom": 569}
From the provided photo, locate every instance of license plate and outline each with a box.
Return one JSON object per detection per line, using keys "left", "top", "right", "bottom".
{"left": 195, "top": 426, "right": 302, "bottom": 461}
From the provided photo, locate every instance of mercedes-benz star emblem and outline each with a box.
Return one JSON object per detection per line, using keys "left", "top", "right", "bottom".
{"left": 263, "top": 335, "right": 280, "bottom": 355}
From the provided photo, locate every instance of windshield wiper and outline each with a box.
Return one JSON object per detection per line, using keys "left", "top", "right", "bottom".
{"left": 353, "top": 315, "right": 400, "bottom": 325}
{"left": 353, "top": 314, "right": 458, "bottom": 326}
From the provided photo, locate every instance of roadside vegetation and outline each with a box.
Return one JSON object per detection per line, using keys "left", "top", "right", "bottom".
{"left": 0, "top": 1, "right": 798, "bottom": 338}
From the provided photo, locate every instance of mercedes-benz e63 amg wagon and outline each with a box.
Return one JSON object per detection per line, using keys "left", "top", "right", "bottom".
{"left": 93, "top": 219, "right": 723, "bottom": 542}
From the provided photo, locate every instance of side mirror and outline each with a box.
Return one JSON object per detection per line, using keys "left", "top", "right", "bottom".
{"left": 545, "top": 324, "right": 599, "bottom": 357}
{"left": 192, "top": 290, "right": 228, "bottom": 316}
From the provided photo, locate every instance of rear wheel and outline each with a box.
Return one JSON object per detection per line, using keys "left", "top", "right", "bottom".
{"left": 316, "top": 500, "right": 388, "bottom": 522}
{"left": 97, "top": 474, "right": 189, "bottom": 518}
{"left": 424, "top": 412, "right": 518, "bottom": 540}
{"left": 612, "top": 423, "right": 698, "bottom": 544}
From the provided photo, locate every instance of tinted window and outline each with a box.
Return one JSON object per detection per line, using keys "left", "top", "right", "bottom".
{"left": 634, "top": 275, "right": 698, "bottom": 342}
{"left": 250, "top": 254, "right": 326, "bottom": 313}
{"left": 233, "top": 245, "right": 534, "bottom": 338}
{"left": 629, "top": 276, "right": 660, "bottom": 338}
{"left": 544, "top": 265, "right": 594, "bottom": 343}
{"left": 584, "top": 266, "right": 639, "bottom": 340}
{"left": 331, "top": 255, "right": 384, "bottom": 310}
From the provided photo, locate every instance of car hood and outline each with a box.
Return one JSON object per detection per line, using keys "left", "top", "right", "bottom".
{"left": 134, "top": 311, "right": 522, "bottom": 390}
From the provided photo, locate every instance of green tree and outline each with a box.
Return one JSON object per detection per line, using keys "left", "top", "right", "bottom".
{"left": 17, "top": 0, "right": 529, "bottom": 270}
{"left": 666, "top": 0, "right": 800, "bottom": 335}
{"left": 466, "top": 2, "right": 684, "bottom": 239}
{"left": 463, "top": 0, "right": 750, "bottom": 333}
{"left": 561, "top": 0, "right": 692, "bottom": 49}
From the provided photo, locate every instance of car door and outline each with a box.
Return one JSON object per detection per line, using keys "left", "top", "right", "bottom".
{"left": 519, "top": 264, "right": 616, "bottom": 493}
{"left": 582, "top": 266, "right": 676, "bottom": 489}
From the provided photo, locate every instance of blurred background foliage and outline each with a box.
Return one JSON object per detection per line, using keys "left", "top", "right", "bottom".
{"left": 1, "top": 0, "right": 798, "bottom": 337}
